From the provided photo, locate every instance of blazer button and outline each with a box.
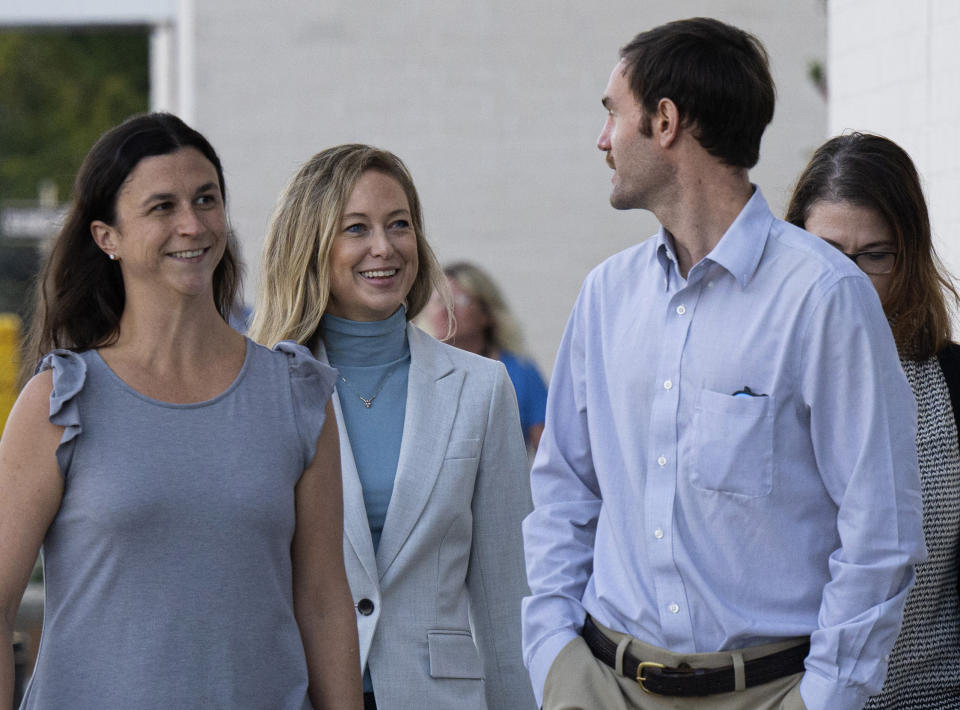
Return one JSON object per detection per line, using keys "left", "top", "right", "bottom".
{"left": 357, "top": 598, "right": 375, "bottom": 616}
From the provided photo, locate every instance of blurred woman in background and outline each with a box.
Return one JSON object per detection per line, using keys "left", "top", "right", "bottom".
{"left": 250, "top": 144, "right": 535, "bottom": 710}
{"left": 424, "top": 262, "right": 548, "bottom": 453}
{"left": 786, "top": 131, "right": 960, "bottom": 709}
{"left": 0, "top": 113, "right": 361, "bottom": 710}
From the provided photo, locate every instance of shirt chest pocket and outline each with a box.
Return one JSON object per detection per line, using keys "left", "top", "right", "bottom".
{"left": 690, "top": 388, "right": 774, "bottom": 497}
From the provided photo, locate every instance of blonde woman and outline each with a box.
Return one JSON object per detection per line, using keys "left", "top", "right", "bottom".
{"left": 423, "top": 262, "right": 548, "bottom": 452}
{"left": 250, "top": 145, "right": 536, "bottom": 710}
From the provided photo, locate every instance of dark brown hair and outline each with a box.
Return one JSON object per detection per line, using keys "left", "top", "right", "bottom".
{"left": 22, "top": 112, "right": 241, "bottom": 378}
{"left": 620, "top": 17, "right": 775, "bottom": 168}
{"left": 786, "top": 132, "right": 956, "bottom": 359}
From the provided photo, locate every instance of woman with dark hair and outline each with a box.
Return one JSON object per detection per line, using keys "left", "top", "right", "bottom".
{"left": 786, "top": 132, "right": 960, "bottom": 709}
{"left": 250, "top": 144, "right": 535, "bottom": 710}
{"left": 0, "top": 113, "right": 362, "bottom": 709}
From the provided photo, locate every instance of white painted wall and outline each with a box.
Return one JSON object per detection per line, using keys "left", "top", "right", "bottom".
{"left": 829, "top": 0, "right": 960, "bottom": 293}
{"left": 1, "top": 1, "right": 828, "bottom": 374}
{"left": 0, "top": 0, "right": 173, "bottom": 25}
{"left": 190, "top": 0, "right": 826, "bottom": 374}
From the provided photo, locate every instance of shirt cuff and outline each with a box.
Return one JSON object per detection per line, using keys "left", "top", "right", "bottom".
{"left": 528, "top": 629, "right": 580, "bottom": 707}
{"left": 799, "top": 669, "right": 871, "bottom": 710}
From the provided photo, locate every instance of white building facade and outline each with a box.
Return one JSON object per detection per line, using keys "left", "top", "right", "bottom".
{"left": 3, "top": 0, "right": 828, "bottom": 372}
{"left": 829, "top": 0, "right": 960, "bottom": 292}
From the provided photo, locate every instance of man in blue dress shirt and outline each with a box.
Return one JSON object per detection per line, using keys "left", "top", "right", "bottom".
{"left": 521, "top": 17, "right": 925, "bottom": 710}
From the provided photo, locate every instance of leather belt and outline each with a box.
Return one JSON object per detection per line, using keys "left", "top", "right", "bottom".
{"left": 582, "top": 617, "right": 809, "bottom": 697}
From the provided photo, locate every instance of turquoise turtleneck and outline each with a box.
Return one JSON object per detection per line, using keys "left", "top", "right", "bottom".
{"left": 320, "top": 306, "right": 410, "bottom": 553}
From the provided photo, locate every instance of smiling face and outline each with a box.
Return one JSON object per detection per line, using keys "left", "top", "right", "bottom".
{"left": 91, "top": 146, "right": 227, "bottom": 301}
{"left": 804, "top": 199, "right": 897, "bottom": 302}
{"left": 326, "top": 169, "right": 419, "bottom": 322}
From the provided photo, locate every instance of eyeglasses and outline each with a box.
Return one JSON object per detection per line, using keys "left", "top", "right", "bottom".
{"left": 844, "top": 251, "right": 897, "bottom": 276}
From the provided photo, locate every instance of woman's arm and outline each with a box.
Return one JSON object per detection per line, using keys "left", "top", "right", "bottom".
{"left": 526, "top": 423, "right": 544, "bottom": 452}
{"left": 292, "top": 400, "right": 362, "bottom": 710}
{"left": 0, "top": 372, "right": 64, "bottom": 709}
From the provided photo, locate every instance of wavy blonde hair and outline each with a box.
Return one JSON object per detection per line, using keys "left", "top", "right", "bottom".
{"left": 249, "top": 144, "right": 445, "bottom": 347}
{"left": 445, "top": 261, "right": 525, "bottom": 354}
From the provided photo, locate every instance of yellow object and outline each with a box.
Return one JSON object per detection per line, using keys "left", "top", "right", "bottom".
{"left": 0, "top": 313, "right": 23, "bottom": 434}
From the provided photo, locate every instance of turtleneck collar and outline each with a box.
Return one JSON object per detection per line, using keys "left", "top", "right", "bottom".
{"left": 320, "top": 306, "right": 409, "bottom": 367}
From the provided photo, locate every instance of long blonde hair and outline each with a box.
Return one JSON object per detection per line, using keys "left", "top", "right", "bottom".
{"left": 444, "top": 261, "right": 525, "bottom": 354}
{"left": 249, "top": 144, "right": 445, "bottom": 347}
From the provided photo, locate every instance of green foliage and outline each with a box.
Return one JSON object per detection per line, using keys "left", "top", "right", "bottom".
{"left": 0, "top": 28, "right": 149, "bottom": 202}
{"left": 807, "top": 59, "right": 827, "bottom": 100}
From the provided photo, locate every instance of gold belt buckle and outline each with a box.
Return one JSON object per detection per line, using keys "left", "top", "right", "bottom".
{"left": 636, "top": 661, "right": 666, "bottom": 693}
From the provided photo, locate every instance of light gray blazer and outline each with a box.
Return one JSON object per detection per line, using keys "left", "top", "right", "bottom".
{"left": 319, "top": 324, "right": 536, "bottom": 709}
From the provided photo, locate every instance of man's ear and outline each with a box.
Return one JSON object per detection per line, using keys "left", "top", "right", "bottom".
{"left": 90, "top": 220, "right": 119, "bottom": 258}
{"left": 653, "top": 98, "right": 681, "bottom": 148}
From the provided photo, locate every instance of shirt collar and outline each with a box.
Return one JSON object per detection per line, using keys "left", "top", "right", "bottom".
{"left": 655, "top": 186, "right": 774, "bottom": 289}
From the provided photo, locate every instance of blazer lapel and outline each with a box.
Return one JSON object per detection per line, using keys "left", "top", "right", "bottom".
{"left": 313, "top": 341, "right": 378, "bottom": 584}
{"left": 375, "top": 325, "right": 463, "bottom": 577}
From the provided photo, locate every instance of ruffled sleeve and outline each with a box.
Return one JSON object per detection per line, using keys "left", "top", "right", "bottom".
{"left": 38, "top": 349, "right": 87, "bottom": 476}
{"left": 273, "top": 341, "right": 338, "bottom": 469}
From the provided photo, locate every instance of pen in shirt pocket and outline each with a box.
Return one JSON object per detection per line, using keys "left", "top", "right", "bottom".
{"left": 731, "top": 385, "right": 767, "bottom": 398}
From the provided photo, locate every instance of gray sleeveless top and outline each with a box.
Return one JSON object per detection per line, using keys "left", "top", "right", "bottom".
{"left": 20, "top": 340, "right": 336, "bottom": 710}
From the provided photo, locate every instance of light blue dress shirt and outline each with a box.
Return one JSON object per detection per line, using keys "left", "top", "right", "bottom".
{"left": 521, "top": 189, "right": 925, "bottom": 710}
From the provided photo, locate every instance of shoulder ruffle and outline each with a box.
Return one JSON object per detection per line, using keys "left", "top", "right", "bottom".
{"left": 38, "top": 349, "right": 87, "bottom": 475}
{"left": 273, "top": 341, "right": 338, "bottom": 468}
{"left": 38, "top": 349, "right": 86, "bottom": 448}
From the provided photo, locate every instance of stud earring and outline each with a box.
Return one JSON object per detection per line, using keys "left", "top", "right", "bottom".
{"left": 108, "top": 253, "right": 118, "bottom": 261}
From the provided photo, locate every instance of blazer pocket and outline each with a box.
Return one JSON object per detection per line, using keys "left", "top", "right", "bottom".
{"left": 427, "top": 629, "right": 484, "bottom": 679}
{"left": 445, "top": 437, "right": 481, "bottom": 460}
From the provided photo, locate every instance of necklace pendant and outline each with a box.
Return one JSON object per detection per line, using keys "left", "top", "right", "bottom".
{"left": 337, "top": 361, "right": 402, "bottom": 410}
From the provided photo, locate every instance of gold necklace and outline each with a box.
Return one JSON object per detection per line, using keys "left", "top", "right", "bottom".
{"left": 336, "top": 361, "right": 403, "bottom": 409}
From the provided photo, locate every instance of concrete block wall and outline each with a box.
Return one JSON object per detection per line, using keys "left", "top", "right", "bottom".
{"left": 829, "top": 0, "right": 960, "bottom": 293}
{"left": 190, "top": 1, "right": 826, "bottom": 374}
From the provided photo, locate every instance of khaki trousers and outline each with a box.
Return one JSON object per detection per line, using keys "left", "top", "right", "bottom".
{"left": 543, "top": 619, "right": 807, "bottom": 710}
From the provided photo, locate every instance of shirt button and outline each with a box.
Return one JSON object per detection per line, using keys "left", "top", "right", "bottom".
{"left": 654, "top": 528, "right": 664, "bottom": 539}
{"left": 657, "top": 456, "right": 667, "bottom": 467}
{"left": 664, "top": 380, "right": 673, "bottom": 390}
{"left": 707, "top": 281, "right": 715, "bottom": 288}
{"left": 669, "top": 603, "right": 680, "bottom": 614}
{"left": 676, "top": 305, "right": 686, "bottom": 315}
{"left": 357, "top": 598, "right": 375, "bottom": 616}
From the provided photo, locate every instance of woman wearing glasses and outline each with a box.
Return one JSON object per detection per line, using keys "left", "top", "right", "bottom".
{"left": 786, "top": 132, "right": 960, "bottom": 709}
{"left": 421, "top": 261, "right": 548, "bottom": 454}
